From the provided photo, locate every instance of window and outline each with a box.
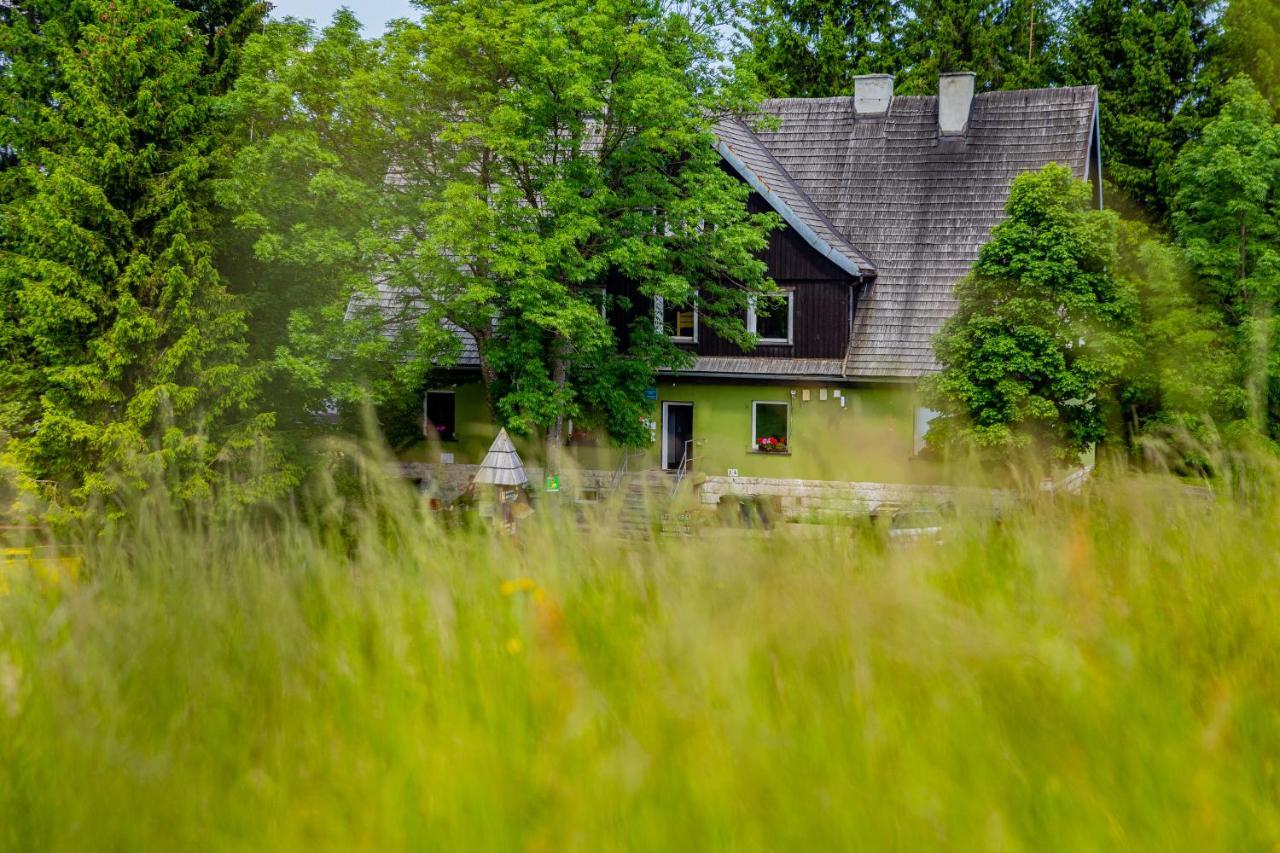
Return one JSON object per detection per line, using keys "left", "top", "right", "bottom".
{"left": 654, "top": 295, "right": 698, "bottom": 342}
{"left": 424, "top": 390, "right": 457, "bottom": 442}
{"left": 748, "top": 291, "right": 794, "bottom": 344}
{"left": 751, "top": 401, "right": 790, "bottom": 453}
{"left": 914, "top": 407, "right": 940, "bottom": 454}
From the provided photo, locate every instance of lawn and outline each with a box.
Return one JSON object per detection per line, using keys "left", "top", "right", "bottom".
{"left": 1, "top": 471, "right": 1278, "bottom": 850}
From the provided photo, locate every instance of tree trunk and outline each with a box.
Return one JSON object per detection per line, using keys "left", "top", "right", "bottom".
{"left": 544, "top": 335, "right": 570, "bottom": 474}
{"left": 472, "top": 331, "right": 500, "bottom": 421}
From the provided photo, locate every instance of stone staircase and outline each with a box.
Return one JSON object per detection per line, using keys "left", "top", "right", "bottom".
{"left": 613, "top": 469, "right": 677, "bottom": 537}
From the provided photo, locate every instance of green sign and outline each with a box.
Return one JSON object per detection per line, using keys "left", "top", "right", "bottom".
{"left": 545, "top": 475, "right": 561, "bottom": 493}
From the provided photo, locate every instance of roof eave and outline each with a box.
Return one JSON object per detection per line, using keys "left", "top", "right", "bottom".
{"left": 715, "top": 139, "right": 876, "bottom": 279}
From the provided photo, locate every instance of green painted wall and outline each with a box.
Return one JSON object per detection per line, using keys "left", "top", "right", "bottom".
{"left": 651, "top": 381, "right": 932, "bottom": 483}
{"left": 398, "top": 377, "right": 949, "bottom": 485}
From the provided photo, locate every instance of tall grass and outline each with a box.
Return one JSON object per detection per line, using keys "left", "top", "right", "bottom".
{"left": 1, "top": 462, "right": 1278, "bottom": 850}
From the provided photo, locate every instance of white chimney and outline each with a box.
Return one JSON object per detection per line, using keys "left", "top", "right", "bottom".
{"left": 852, "top": 74, "right": 894, "bottom": 116}
{"left": 938, "top": 72, "right": 976, "bottom": 136}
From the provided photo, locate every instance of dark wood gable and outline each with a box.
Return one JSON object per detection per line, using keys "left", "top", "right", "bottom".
{"left": 692, "top": 189, "right": 857, "bottom": 360}
{"left": 601, "top": 179, "right": 861, "bottom": 362}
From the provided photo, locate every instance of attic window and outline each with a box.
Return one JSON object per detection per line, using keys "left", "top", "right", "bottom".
{"left": 654, "top": 295, "right": 698, "bottom": 343}
{"left": 424, "top": 390, "right": 457, "bottom": 442}
{"left": 748, "top": 291, "right": 794, "bottom": 344}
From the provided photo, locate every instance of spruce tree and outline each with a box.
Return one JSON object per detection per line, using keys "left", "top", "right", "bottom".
{"left": 0, "top": 0, "right": 277, "bottom": 506}
{"left": 896, "top": 0, "right": 1062, "bottom": 94}
{"left": 1061, "top": 0, "right": 1222, "bottom": 217}
{"left": 737, "top": 0, "right": 905, "bottom": 98}
{"left": 736, "top": 0, "right": 1061, "bottom": 98}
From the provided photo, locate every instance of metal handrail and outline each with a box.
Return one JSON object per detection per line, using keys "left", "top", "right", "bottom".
{"left": 670, "top": 438, "right": 697, "bottom": 498}
{"left": 609, "top": 448, "right": 646, "bottom": 494}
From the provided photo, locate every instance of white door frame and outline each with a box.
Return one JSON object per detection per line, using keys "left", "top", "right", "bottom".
{"left": 661, "top": 401, "right": 694, "bottom": 470}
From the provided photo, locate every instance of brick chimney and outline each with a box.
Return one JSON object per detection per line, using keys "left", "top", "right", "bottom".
{"left": 938, "top": 72, "right": 976, "bottom": 136}
{"left": 853, "top": 74, "right": 894, "bottom": 116}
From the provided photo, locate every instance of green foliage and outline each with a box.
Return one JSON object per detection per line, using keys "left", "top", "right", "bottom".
{"left": 1171, "top": 76, "right": 1280, "bottom": 436}
{"left": 924, "top": 164, "right": 1138, "bottom": 463}
{"left": 737, "top": 0, "right": 1060, "bottom": 97}
{"left": 1114, "top": 223, "right": 1245, "bottom": 463}
{"left": 895, "top": 0, "right": 1061, "bottom": 94}
{"left": 3, "top": 472, "right": 1280, "bottom": 848}
{"left": 1222, "top": 0, "right": 1280, "bottom": 111}
{"left": 0, "top": 0, "right": 282, "bottom": 507}
{"left": 1060, "top": 0, "right": 1222, "bottom": 217}
{"left": 737, "top": 0, "right": 905, "bottom": 97}
{"left": 224, "top": 1, "right": 779, "bottom": 455}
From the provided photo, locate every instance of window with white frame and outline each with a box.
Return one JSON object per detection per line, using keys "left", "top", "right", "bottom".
{"left": 913, "top": 407, "right": 940, "bottom": 454}
{"left": 747, "top": 291, "right": 794, "bottom": 344}
{"left": 654, "top": 295, "right": 698, "bottom": 342}
{"left": 751, "top": 401, "right": 790, "bottom": 453}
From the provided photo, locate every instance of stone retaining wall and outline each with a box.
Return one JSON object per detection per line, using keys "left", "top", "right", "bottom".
{"left": 695, "top": 475, "right": 1002, "bottom": 520}
{"left": 402, "top": 461, "right": 1001, "bottom": 519}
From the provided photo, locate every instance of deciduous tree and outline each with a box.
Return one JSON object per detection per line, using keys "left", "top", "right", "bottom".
{"left": 923, "top": 164, "right": 1137, "bottom": 464}
{"left": 224, "top": 1, "right": 779, "bottom": 465}
{"left": 1171, "top": 75, "right": 1280, "bottom": 436}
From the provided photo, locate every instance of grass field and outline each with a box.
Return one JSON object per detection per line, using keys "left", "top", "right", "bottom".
{"left": 1, "top": 467, "right": 1278, "bottom": 850}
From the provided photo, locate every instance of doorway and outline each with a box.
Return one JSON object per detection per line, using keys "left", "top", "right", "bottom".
{"left": 661, "top": 402, "right": 694, "bottom": 471}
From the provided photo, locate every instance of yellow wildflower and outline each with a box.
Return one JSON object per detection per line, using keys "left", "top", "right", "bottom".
{"left": 500, "top": 577, "right": 539, "bottom": 596}
{"left": 505, "top": 637, "right": 523, "bottom": 655}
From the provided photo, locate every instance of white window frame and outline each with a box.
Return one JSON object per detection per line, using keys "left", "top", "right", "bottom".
{"left": 913, "top": 407, "right": 940, "bottom": 454}
{"left": 747, "top": 291, "right": 794, "bottom": 345}
{"left": 654, "top": 295, "right": 699, "bottom": 343}
{"left": 750, "top": 400, "right": 791, "bottom": 452}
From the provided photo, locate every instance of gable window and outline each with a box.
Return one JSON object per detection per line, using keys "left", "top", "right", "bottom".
{"left": 424, "top": 390, "right": 457, "bottom": 442}
{"left": 654, "top": 295, "right": 698, "bottom": 343}
{"left": 751, "top": 401, "right": 790, "bottom": 453}
{"left": 747, "top": 291, "right": 794, "bottom": 344}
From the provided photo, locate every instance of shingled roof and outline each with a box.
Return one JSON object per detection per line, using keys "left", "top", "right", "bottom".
{"left": 730, "top": 85, "right": 1099, "bottom": 379}
{"left": 354, "top": 84, "right": 1098, "bottom": 384}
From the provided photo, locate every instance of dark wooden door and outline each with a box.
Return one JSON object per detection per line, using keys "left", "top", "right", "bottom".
{"left": 662, "top": 403, "right": 693, "bottom": 470}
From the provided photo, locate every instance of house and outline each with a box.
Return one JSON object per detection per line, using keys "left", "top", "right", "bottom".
{"left": 382, "top": 73, "right": 1102, "bottom": 505}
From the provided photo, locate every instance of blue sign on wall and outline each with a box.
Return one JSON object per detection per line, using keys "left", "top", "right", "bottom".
{"left": 643, "top": 387, "right": 658, "bottom": 401}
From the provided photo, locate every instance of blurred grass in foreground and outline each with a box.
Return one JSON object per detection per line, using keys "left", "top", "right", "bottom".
{"left": 1, "top": 462, "right": 1278, "bottom": 850}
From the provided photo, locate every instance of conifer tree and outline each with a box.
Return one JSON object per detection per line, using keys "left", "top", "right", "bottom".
{"left": 896, "top": 0, "right": 1062, "bottom": 94}
{"left": 737, "top": 0, "right": 905, "bottom": 97}
{"left": 1061, "top": 0, "right": 1222, "bottom": 217}
{"left": 737, "top": 0, "right": 1061, "bottom": 98}
{"left": 0, "top": 0, "right": 278, "bottom": 506}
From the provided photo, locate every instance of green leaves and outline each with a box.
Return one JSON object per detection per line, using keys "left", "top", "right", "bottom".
{"left": 1171, "top": 75, "right": 1280, "bottom": 437}
{"left": 924, "top": 164, "right": 1138, "bottom": 464}
{"left": 224, "top": 0, "right": 777, "bottom": 449}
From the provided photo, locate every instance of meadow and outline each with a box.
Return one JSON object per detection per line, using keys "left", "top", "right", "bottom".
{"left": 1, "top": 462, "right": 1278, "bottom": 850}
